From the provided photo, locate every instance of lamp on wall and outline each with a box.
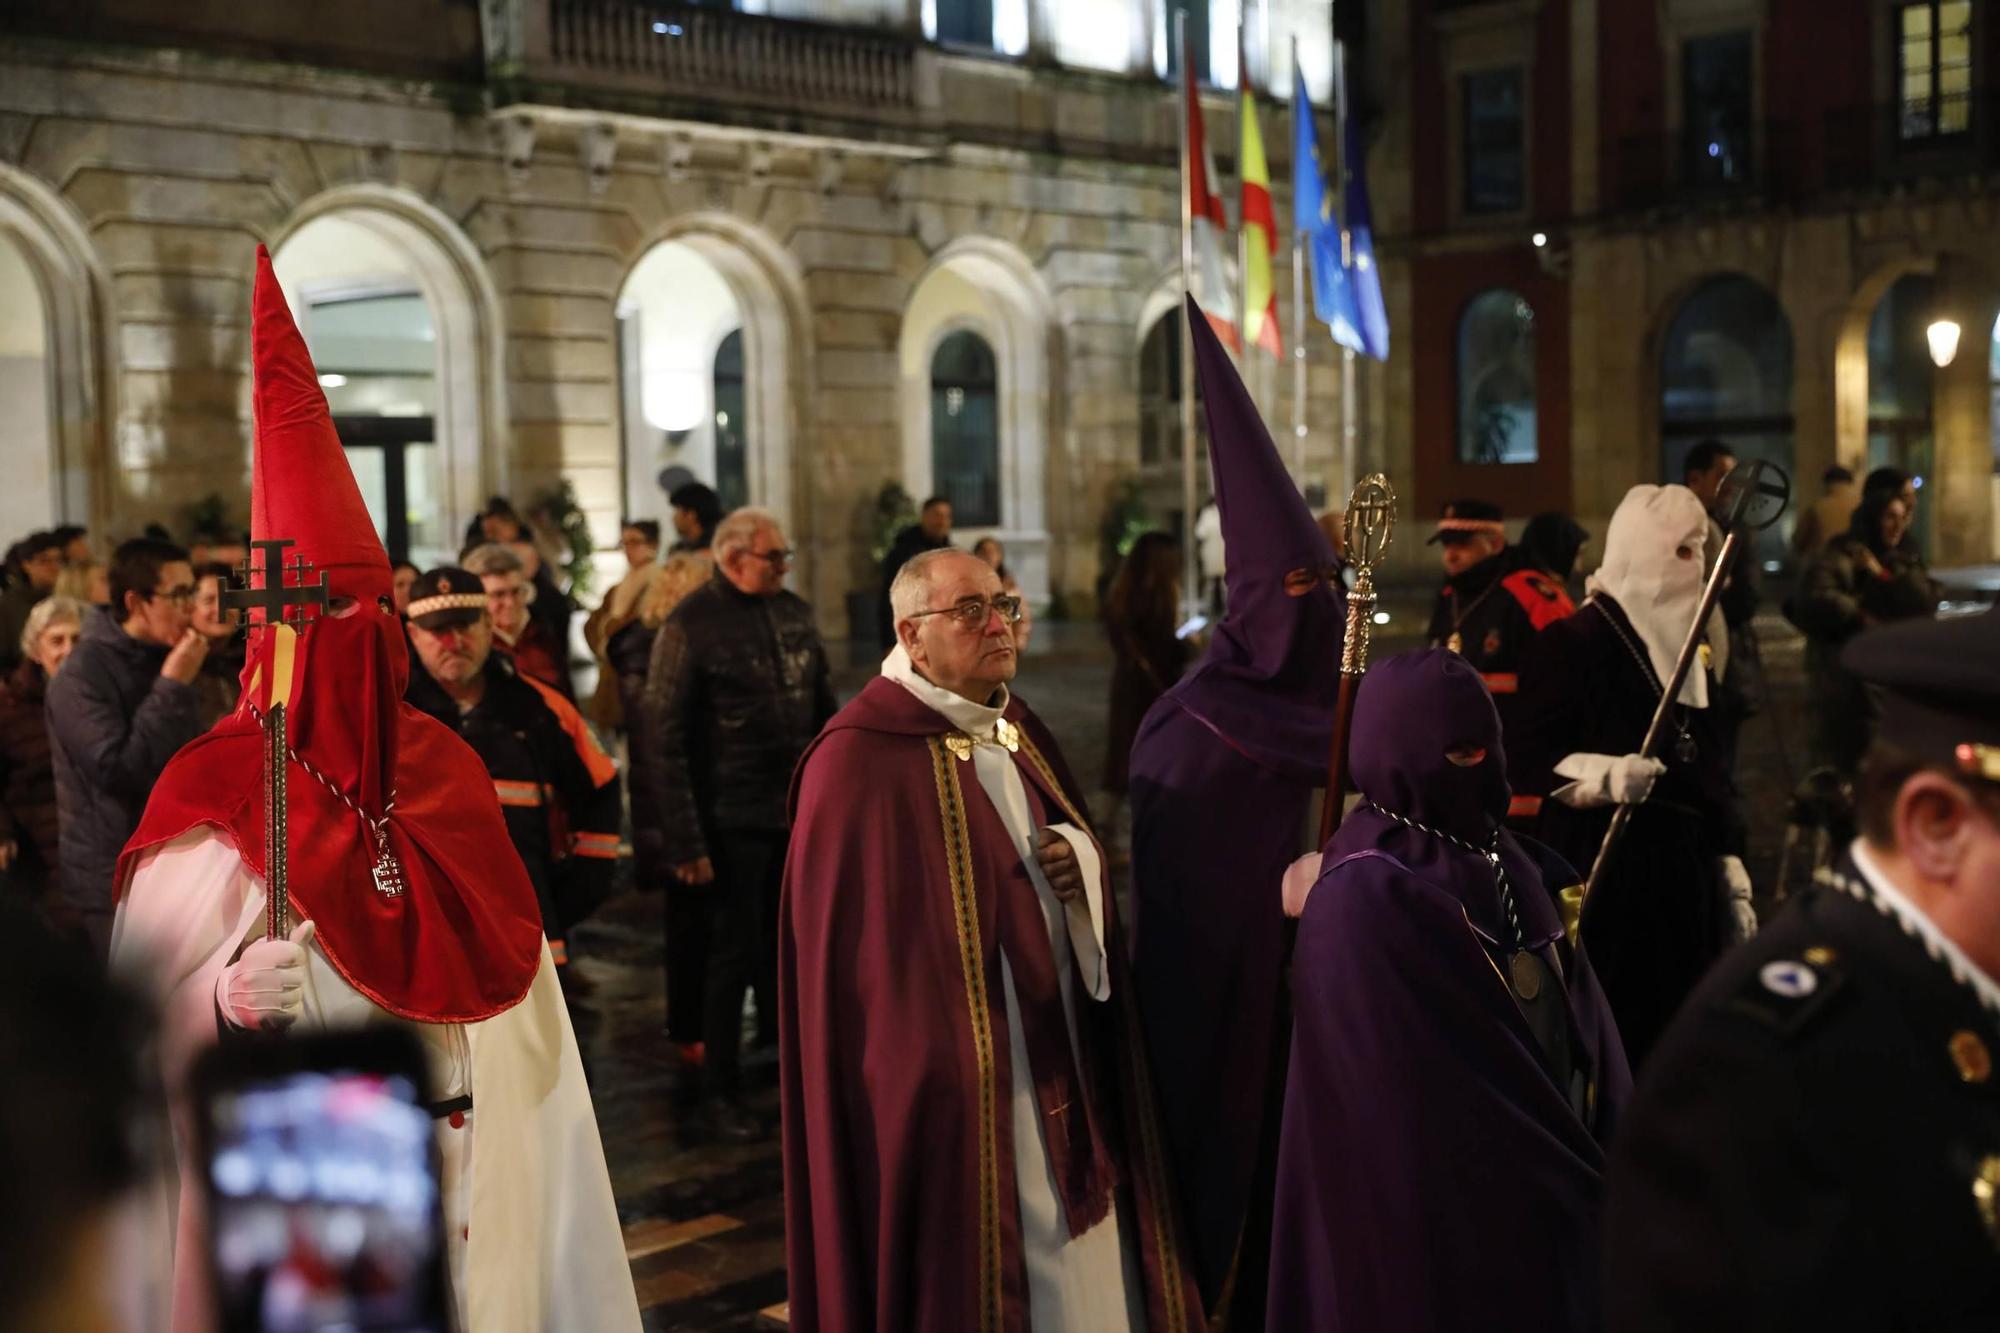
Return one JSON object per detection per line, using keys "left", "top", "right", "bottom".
{"left": 1926, "top": 316, "right": 1962, "bottom": 369}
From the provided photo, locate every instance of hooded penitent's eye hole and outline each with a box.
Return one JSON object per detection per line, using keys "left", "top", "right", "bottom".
{"left": 326, "top": 596, "right": 361, "bottom": 619}
{"left": 1283, "top": 567, "right": 1322, "bottom": 597}
{"left": 1444, "top": 745, "right": 1488, "bottom": 767}
{"left": 377, "top": 595, "right": 394, "bottom": 615}
{"left": 1675, "top": 544, "right": 1695, "bottom": 561}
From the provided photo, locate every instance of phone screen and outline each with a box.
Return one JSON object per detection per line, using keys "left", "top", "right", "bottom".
{"left": 203, "top": 1053, "right": 448, "bottom": 1333}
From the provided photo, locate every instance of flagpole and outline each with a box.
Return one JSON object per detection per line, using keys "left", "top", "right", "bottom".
{"left": 1289, "top": 35, "right": 1307, "bottom": 486}
{"left": 1178, "top": 10, "right": 1200, "bottom": 627}
{"left": 1334, "top": 36, "right": 1358, "bottom": 498}
{"left": 1237, "top": 19, "right": 1251, "bottom": 381}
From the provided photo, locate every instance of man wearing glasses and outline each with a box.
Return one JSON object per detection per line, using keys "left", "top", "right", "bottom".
{"left": 639, "top": 507, "right": 836, "bottom": 1141}
{"left": 779, "top": 547, "right": 1203, "bottom": 1332}
{"left": 46, "top": 537, "right": 206, "bottom": 955}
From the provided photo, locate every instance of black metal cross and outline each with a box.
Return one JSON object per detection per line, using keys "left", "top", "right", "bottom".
{"left": 221, "top": 538, "right": 329, "bottom": 628}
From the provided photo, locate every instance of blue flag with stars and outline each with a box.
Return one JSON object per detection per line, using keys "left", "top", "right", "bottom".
{"left": 1340, "top": 94, "right": 1390, "bottom": 361}
{"left": 1293, "top": 60, "right": 1366, "bottom": 356}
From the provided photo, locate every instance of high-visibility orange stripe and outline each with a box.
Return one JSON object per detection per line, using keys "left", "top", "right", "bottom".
{"left": 1507, "top": 794, "right": 1543, "bottom": 818}
{"left": 571, "top": 831, "right": 621, "bottom": 860}
{"left": 549, "top": 938, "right": 569, "bottom": 966}
{"left": 522, "top": 674, "right": 620, "bottom": 787}
{"left": 1482, "top": 673, "right": 1519, "bottom": 695}
{"left": 494, "top": 779, "right": 545, "bottom": 808}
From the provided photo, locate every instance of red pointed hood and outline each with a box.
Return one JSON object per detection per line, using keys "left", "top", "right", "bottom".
{"left": 114, "top": 247, "right": 544, "bottom": 1025}
{"left": 250, "top": 245, "right": 392, "bottom": 605}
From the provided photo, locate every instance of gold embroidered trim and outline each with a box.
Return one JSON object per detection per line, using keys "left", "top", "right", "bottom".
{"left": 1015, "top": 734, "right": 1094, "bottom": 838}
{"left": 929, "top": 736, "right": 1004, "bottom": 1332}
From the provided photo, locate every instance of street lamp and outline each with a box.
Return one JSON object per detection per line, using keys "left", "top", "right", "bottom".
{"left": 1926, "top": 317, "right": 1962, "bottom": 369}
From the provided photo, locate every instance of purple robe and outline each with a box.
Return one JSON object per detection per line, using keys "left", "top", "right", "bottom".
{"left": 1268, "top": 650, "right": 1631, "bottom": 1331}
{"left": 780, "top": 678, "right": 1206, "bottom": 1333}
{"left": 1130, "top": 295, "right": 1346, "bottom": 1326}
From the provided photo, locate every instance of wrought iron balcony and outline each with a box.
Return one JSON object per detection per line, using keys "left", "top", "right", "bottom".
{"left": 491, "top": 0, "right": 935, "bottom": 134}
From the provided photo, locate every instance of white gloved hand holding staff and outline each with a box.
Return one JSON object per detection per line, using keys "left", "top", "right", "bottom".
{"left": 216, "top": 920, "right": 316, "bottom": 1031}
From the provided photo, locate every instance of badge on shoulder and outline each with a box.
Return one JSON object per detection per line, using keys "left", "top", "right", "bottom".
{"left": 1719, "top": 953, "right": 1846, "bottom": 1035}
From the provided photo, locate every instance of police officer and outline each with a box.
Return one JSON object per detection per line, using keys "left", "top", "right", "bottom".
{"left": 1603, "top": 603, "right": 2000, "bottom": 1330}
{"left": 1426, "top": 499, "right": 1574, "bottom": 821}
{"left": 403, "top": 567, "right": 622, "bottom": 974}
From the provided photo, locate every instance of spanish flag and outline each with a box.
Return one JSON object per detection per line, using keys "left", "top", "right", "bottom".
{"left": 1240, "top": 85, "right": 1283, "bottom": 358}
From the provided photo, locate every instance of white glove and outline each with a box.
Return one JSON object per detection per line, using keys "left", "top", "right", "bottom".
{"left": 1282, "top": 852, "right": 1324, "bottom": 919}
{"left": 1720, "top": 855, "right": 1757, "bottom": 941}
{"left": 1550, "top": 753, "right": 1666, "bottom": 810}
{"left": 216, "top": 920, "right": 317, "bottom": 1031}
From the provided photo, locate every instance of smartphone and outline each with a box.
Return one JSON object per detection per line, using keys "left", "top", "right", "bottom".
{"left": 191, "top": 1027, "right": 452, "bottom": 1333}
{"left": 1175, "top": 613, "right": 1209, "bottom": 641}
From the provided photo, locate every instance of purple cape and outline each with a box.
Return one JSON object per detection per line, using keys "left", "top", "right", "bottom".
{"left": 780, "top": 679, "right": 1206, "bottom": 1333}
{"left": 1267, "top": 650, "right": 1631, "bottom": 1331}
{"left": 1130, "top": 295, "right": 1346, "bottom": 1324}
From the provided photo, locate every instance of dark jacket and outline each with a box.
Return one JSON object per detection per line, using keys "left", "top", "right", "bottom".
{"left": 876, "top": 525, "right": 950, "bottom": 649}
{"left": 0, "top": 660, "right": 61, "bottom": 896}
{"left": 639, "top": 574, "right": 837, "bottom": 865}
{"left": 1103, "top": 605, "right": 1186, "bottom": 794}
{"left": 1604, "top": 855, "right": 2000, "bottom": 1330}
{"left": 1791, "top": 532, "right": 1938, "bottom": 773}
{"left": 405, "top": 653, "right": 621, "bottom": 949}
{"left": 605, "top": 617, "right": 665, "bottom": 881}
{"left": 46, "top": 607, "right": 201, "bottom": 922}
{"left": 0, "top": 581, "right": 45, "bottom": 676}
{"left": 1425, "top": 548, "right": 1556, "bottom": 742}
{"left": 194, "top": 637, "right": 245, "bottom": 730}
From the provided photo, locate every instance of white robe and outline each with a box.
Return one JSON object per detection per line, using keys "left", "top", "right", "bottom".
{"left": 111, "top": 827, "right": 642, "bottom": 1333}
{"left": 882, "top": 647, "right": 1145, "bottom": 1333}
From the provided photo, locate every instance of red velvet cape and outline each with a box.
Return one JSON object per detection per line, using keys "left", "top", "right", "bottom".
{"left": 779, "top": 676, "right": 1206, "bottom": 1333}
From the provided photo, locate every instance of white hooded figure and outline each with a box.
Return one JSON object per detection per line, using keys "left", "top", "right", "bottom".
{"left": 1507, "top": 483, "right": 1755, "bottom": 1069}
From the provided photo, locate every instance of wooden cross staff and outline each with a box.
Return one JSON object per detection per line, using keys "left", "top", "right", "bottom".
{"left": 220, "top": 538, "right": 329, "bottom": 940}
{"left": 1319, "top": 474, "right": 1397, "bottom": 846}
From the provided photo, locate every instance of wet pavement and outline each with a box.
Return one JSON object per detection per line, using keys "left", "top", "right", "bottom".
{"left": 571, "top": 609, "right": 1817, "bottom": 1328}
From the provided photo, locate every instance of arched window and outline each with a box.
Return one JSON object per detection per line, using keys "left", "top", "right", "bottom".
{"left": 1866, "top": 272, "right": 1936, "bottom": 554}
{"left": 0, "top": 232, "right": 56, "bottom": 540}
{"left": 712, "top": 328, "right": 748, "bottom": 513}
{"left": 1658, "top": 273, "right": 1795, "bottom": 561}
{"left": 931, "top": 330, "right": 1000, "bottom": 527}
{"left": 1456, "top": 289, "right": 1538, "bottom": 463}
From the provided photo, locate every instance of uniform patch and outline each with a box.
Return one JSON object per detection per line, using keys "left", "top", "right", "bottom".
{"left": 1760, "top": 961, "right": 1817, "bottom": 998}
{"left": 1720, "top": 954, "right": 1845, "bottom": 1034}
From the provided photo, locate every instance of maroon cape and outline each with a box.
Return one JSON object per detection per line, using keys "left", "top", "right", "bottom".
{"left": 780, "top": 676, "right": 1206, "bottom": 1333}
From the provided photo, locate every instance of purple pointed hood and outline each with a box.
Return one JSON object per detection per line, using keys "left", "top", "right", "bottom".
{"left": 1159, "top": 294, "right": 1347, "bottom": 782}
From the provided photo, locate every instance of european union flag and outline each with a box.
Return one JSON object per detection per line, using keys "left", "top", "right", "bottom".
{"left": 1293, "top": 61, "right": 1366, "bottom": 356}
{"left": 1341, "top": 102, "right": 1390, "bottom": 361}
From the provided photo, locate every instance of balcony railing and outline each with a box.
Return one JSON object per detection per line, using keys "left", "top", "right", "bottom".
{"left": 520, "top": 0, "right": 926, "bottom": 124}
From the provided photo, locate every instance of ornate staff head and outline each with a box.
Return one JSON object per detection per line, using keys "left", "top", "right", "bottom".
{"left": 1339, "top": 473, "right": 1397, "bottom": 675}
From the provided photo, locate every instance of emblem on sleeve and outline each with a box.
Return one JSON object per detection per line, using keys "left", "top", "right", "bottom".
{"left": 1759, "top": 960, "right": 1817, "bottom": 998}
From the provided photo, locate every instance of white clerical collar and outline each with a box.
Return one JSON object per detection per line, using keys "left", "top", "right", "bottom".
{"left": 1849, "top": 838, "right": 2000, "bottom": 1016}
{"left": 882, "top": 643, "right": 1012, "bottom": 739}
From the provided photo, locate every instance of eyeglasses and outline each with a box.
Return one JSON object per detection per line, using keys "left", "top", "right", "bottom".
{"left": 486, "top": 586, "right": 530, "bottom": 603}
{"left": 149, "top": 585, "right": 196, "bottom": 607}
{"left": 906, "top": 594, "right": 1023, "bottom": 630}
{"left": 752, "top": 548, "right": 794, "bottom": 566}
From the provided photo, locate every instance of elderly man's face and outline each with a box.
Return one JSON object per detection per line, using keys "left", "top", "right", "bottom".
{"left": 920, "top": 501, "right": 952, "bottom": 541}
{"left": 722, "top": 524, "right": 791, "bottom": 597}
{"left": 901, "top": 552, "right": 1018, "bottom": 704}
{"left": 1440, "top": 533, "right": 1501, "bottom": 578}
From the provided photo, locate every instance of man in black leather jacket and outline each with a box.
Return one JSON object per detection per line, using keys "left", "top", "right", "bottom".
{"left": 640, "top": 508, "right": 837, "bottom": 1139}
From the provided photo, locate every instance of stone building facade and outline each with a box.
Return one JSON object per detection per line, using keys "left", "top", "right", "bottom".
{"left": 0, "top": 0, "right": 1355, "bottom": 627}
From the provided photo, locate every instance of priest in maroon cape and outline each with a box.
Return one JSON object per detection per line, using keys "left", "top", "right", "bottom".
{"left": 780, "top": 545, "right": 1205, "bottom": 1333}
{"left": 109, "top": 247, "right": 640, "bottom": 1333}
{"left": 1266, "top": 649, "right": 1630, "bottom": 1330}
{"left": 1127, "top": 294, "right": 1346, "bottom": 1330}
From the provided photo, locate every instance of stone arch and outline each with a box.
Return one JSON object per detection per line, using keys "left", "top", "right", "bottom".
{"left": 616, "top": 213, "right": 810, "bottom": 554}
{"left": 0, "top": 162, "right": 114, "bottom": 529}
{"left": 268, "top": 185, "right": 507, "bottom": 552}
{"left": 899, "top": 237, "right": 1061, "bottom": 607}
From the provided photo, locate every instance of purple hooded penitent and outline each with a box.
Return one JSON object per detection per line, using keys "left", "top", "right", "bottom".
{"left": 1266, "top": 649, "right": 1631, "bottom": 1332}
{"left": 1127, "top": 294, "right": 1346, "bottom": 1328}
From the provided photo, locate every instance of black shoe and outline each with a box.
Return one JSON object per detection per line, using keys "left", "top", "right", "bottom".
{"left": 703, "top": 1096, "right": 763, "bottom": 1144}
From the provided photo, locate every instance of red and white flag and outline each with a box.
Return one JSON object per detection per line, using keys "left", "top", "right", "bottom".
{"left": 1185, "top": 75, "right": 1240, "bottom": 352}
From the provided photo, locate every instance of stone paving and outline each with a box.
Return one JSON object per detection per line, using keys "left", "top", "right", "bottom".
{"left": 569, "top": 608, "right": 1818, "bottom": 1328}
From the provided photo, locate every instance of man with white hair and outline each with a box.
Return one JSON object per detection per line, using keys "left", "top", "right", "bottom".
{"left": 780, "top": 546, "right": 1204, "bottom": 1332}
{"left": 638, "top": 507, "right": 835, "bottom": 1140}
